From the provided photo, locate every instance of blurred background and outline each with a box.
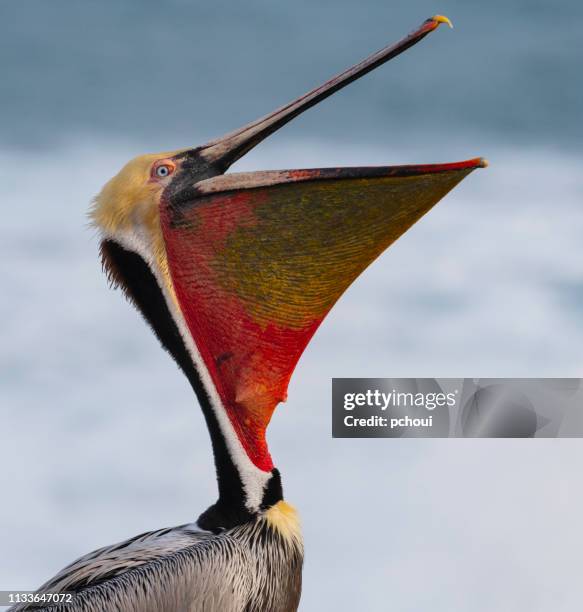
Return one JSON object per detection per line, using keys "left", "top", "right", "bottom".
{"left": 1, "top": 1, "right": 583, "bottom": 610}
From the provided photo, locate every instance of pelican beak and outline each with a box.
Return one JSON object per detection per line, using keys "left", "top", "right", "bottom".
{"left": 153, "top": 15, "right": 485, "bottom": 474}
{"left": 191, "top": 15, "right": 454, "bottom": 175}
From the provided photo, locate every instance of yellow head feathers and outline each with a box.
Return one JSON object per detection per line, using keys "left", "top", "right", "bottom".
{"left": 90, "top": 151, "right": 181, "bottom": 235}
{"left": 90, "top": 150, "right": 185, "bottom": 304}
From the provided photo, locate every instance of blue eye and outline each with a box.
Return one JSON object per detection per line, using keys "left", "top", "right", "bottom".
{"left": 156, "top": 165, "right": 172, "bottom": 177}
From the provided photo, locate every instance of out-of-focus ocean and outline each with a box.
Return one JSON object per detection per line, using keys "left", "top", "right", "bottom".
{"left": 1, "top": 1, "right": 583, "bottom": 610}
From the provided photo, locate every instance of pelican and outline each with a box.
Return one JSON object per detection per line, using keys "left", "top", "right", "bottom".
{"left": 11, "top": 15, "right": 485, "bottom": 612}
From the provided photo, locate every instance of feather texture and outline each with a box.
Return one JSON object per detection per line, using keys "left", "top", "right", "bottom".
{"left": 9, "top": 508, "right": 303, "bottom": 612}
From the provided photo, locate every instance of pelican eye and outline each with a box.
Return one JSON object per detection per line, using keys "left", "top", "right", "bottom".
{"left": 153, "top": 163, "right": 174, "bottom": 178}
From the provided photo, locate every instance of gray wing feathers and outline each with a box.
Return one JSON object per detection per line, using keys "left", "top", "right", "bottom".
{"left": 35, "top": 525, "right": 211, "bottom": 593}
{"left": 10, "top": 526, "right": 252, "bottom": 612}
{"left": 9, "top": 519, "right": 302, "bottom": 612}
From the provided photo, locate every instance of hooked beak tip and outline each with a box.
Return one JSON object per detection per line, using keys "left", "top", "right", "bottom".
{"left": 431, "top": 15, "right": 454, "bottom": 29}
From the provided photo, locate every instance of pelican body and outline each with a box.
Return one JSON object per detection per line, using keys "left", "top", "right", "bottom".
{"left": 11, "top": 16, "right": 484, "bottom": 612}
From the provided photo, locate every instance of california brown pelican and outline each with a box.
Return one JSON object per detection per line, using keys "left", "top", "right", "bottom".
{"left": 12, "top": 15, "right": 485, "bottom": 612}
